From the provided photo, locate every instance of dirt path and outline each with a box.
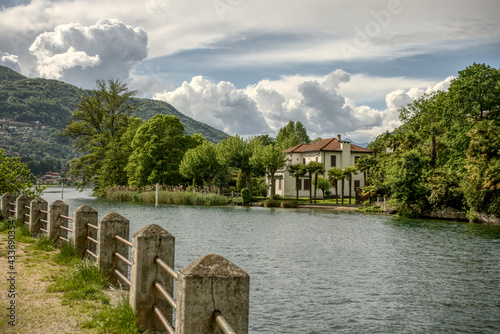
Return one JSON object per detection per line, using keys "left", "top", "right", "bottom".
{"left": 0, "top": 229, "right": 94, "bottom": 334}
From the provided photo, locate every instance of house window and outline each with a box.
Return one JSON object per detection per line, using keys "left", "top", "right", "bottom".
{"left": 355, "top": 156, "right": 360, "bottom": 164}
{"left": 354, "top": 180, "right": 361, "bottom": 189}
{"left": 315, "top": 157, "right": 318, "bottom": 162}
{"left": 303, "top": 157, "right": 306, "bottom": 164}
{"left": 278, "top": 179, "right": 282, "bottom": 190}
{"left": 296, "top": 179, "right": 302, "bottom": 190}
{"left": 304, "top": 179, "right": 311, "bottom": 190}
{"left": 331, "top": 155, "right": 336, "bottom": 167}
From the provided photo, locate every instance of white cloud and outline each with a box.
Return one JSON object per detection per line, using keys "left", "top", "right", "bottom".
{"left": 28, "top": 18, "right": 148, "bottom": 87}
{"left": 154, "top": 76, "right": 271, "bottom": 136}
{"left": 0, "top": 51, "right": 22, "bottom": 72}
{"left": 155, "top": 70, "right": 456, "bottom": 143}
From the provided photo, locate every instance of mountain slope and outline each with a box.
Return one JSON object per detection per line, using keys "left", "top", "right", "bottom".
{"left": 0, "top": 66, "right": 228, "bottom": 161}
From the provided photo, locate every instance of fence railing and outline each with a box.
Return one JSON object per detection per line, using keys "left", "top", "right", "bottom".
{"left": 1, "top": 192, "right": 249, "bottom": 333}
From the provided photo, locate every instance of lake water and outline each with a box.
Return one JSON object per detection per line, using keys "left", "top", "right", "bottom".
{"left": 43, "top": 188, "right": 500, "bottom": 333}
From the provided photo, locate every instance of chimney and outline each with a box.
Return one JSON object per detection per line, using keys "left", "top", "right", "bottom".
{"left": 337, "top": 134, "right": 341, "bottom": 142}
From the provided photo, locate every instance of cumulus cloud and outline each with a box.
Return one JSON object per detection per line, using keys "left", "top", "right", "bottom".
{"left": 0, "top": 51, "right": 22, "bottom": 72}
{"left": 155, "top": 70, "right": 455, "bottom": 143}
{"left": 29, "top": 19, "right": 148, "bottom": 88}
{"left": 154, "top": 76, "right": 271, "bottom": 136}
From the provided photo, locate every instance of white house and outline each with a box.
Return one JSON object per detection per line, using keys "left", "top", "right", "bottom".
{"left": 272, "top": 135, "right": 372, "bottom": 199}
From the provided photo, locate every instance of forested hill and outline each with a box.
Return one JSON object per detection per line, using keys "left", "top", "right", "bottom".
{"left": 0, "top": 65, "right": 228, "bottom": 141}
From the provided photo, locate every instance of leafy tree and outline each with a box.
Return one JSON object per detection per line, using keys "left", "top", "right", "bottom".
{"left": 288, "top": 163, "right": 307, "bottom": 201}
{"left": 275, "top": 121, "right": 311, "bottom": 149}
{"left": 304, "top": 161, "right": 324, "bottom": 204}
{"left": 343, "top": 166, "right": 358, "bottom": 204}
{"left": 0, "top": 148, "right": 45, "bottom": 197}
{"left": 62, "top": 79, "right": 138, "bottom": 195}
{"left": 462, "top": 119, "right": 500, "bottom": 218}
{"left": 216, "top": 135, "right": 254, "bottom": 191}
{"left": 179, "top": 140, "right": 224, "bottom": 188}
{"left": 126, "top": 115, "right": 194, "bottom": 186}
{"left": 327, "top": 167, "right": 344, "bottom": 204}
{"left": 250, "top": 143, "right": 287, "bottom": 198}
{"left": 313, "top": 176, "right": 330, "bottom": 201}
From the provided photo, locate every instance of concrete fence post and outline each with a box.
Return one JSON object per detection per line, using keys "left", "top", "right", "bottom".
{"left": 130, "top": 224, "right": 175, "bottom": 331}
{"left": 47, "top": 200, "right": 69, "bottom": 241}
{"left": 29, "top": 197, "right": 47, "bottom": 236}
{"left": 176, "top": 254, "right": 250, "bottom": 334}
{"left": 72, "top": 205, "right": 98, "bottom": 258}
{"left": 97, "top": 212, "right": 129, "bottom": 286}
{"left": 1, "top": 193, "right": 15, "bottom": 219}
{"left": 15, "top": 195, "right": 31, "bottom": 222}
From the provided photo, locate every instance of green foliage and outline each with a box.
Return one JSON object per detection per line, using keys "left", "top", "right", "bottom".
{"left": 180, "top": 140, "right": 225, "bottom": 188}
{"left": 0, "top": 148, "right": 45, "bottom": 197}
{"left": 82, "top": 299, "right": 139, "bottom": 334}
{"left": 462, "top": 120, "right": 500, "bottom": 217}
{"left": 54, "top": 241, "right": 79, "bottom": 266}
{"left": 275, "top": 120, "right": 310, "bottom": 149}
{"left": 217, "top": 135, "right": 254, "bottom": 190}
{"left": 48, "top": 260, "right": 110, "bottom": 303}
{"left": 313, "top": 176, "right": 331, "bottom": 201}
{"left": 126, "top": 115, "right": 195, "bottom": 187}
{"left": 264, "top": 198, "right": 280, "bottom": 207}
{"left": 357, "top": 205, "right": 383, "bottom": 213}
{"left": 33, "top": 234, "right": 55, "bottom": 251}
{"left": 280, "top": 200, "right": 299, "bottom": 208}
{"left": 288, "top": 163, "right": 307, "bottom": 201}
{"left": 241, "top": 188, "right": 251, "bottom": 205}
{"left": 250, "top": 143, "right": 287, "bottom": 198}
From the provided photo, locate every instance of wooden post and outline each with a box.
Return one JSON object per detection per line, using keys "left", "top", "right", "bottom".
{"left": 176, "top": 254, "right": 250, "bottom": 334}
{"left": 130, "top": 224, "right": 175, "bottom": 331}
{"left": 72, "top": 205, "right": 98, "bottom": 258}
{"left": 29, "top": 197, "right": 47, "bottom": 236}
{"left": 97, "top": 212, "right": 129, "bottom": 286}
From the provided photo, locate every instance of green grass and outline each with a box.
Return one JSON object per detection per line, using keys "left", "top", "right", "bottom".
{"left": 107, "top": 188, "right": 230, "bottom": 206}
{"left": 82, "top": 299, "right": 140, "bottom": 334}
{"left": 357, "top": 205, "right": 384, "bottom": 213}
{"left": 48, "top": 259, "right": 110, "bottom": 304}
{"left": 33, "top": 234, "right": 55, "bottom": 251}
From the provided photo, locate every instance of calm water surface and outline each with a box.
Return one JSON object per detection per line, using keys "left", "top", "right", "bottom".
{"left": 44, "top": 188, "right": 500, "bottom": 333}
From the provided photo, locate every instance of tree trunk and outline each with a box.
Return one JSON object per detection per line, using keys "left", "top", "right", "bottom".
{"left": 270, "top": 175, "right": 276, "bottom": 198}
{"left": 295, "top": 176, "right": 299, "bottom": 202}
{"left": 314, "top": 173, "right": 318, "bottom": 204}
{"left": 341, "top": 179, "right": 344, "bottom": 204}
{"left": 309, "top": 174, "right": 312, "bottom": 204}
{"left": 335, "top": 181, "right": 339, "bottom": 204}
{"left": 348, "top": 177, "right": 352, "bottom": 204}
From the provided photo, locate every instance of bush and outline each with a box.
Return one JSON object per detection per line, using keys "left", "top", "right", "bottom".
{"left": 264, "top": 199, "right": 280, "bottom": 207}
{"left": 241, "top": 188, "right": 251, "bottom": 205}
{"left": 357, "top": 205, "right": 383, "bottom": 213}
{"left": 280, "top": 201, "right": 298, "bottom": 208}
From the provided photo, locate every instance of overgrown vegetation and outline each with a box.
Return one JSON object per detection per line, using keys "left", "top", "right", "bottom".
{"left": 364, "top": 63, "right": 500, "bottom": 220}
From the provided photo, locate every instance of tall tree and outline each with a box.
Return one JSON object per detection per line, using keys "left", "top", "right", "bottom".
{"left": 179, "top": 140, "right": 224, "bottom": 188}
{"left": 304, "top": 161, "right": 324, "bottom": 203}
{"left": 0, "top": 149, "right": 45, "bottom": 197}
{"left": 62, "top": 79, "right": 138, "bottom": 195}
{"left": 216, "top": 135, "right": 254, "bottom": 191}
{"left": 288, "top": 163, "right": 307, "bottom": 201}
{"left": 327, "top": 167, "right": 344, "bottom": 204}
{"left": 343, "top": 166, "right": 358, "bottom": 204}
{"left": 276, "top": 121, "right": 311, "bottom": 149}
{"left": 250, "top": 143, "right": 287, "bottom": 198}
{"left": 125, "top": 115, "right": 194, "bottom": 186}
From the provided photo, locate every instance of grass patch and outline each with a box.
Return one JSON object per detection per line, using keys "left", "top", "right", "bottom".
{"left": 48, "top": 260, "right": 110, "bottom": 304}
{"left": 357, "top": 205, "right": 384, "bottom": 213}
{"left": 82, "top": 299, "right": 139, "bottom": 334}
{"left": 54, "top": 241, "right": 79, "bottom": 266}
{"left": 33, "top": 234, "right": 55, "bottom": 251}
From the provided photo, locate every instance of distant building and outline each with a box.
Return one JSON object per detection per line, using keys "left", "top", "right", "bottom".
{"left": 271, "top": 135, "right": 372, "bottom": 198}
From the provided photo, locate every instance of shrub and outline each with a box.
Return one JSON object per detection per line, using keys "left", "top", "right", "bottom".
{"left": 281, "top": 200, "right": 298, "bottom": 208}
{"left": 357, "top": 205, "right": 383, "bottom": 213}
{"left": 241, "top": 188, "right": 251, "bottom": 205}
{"left": 82, "top": 299, "right": 139, "bottom": 334}
{"left": 264, "top": 199, "right": 280, "bottom": 207}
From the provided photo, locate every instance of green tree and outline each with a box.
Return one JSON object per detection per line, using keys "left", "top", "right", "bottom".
{"left": 250, "top": 143, "right": 287, "bottom": 198}
{"left": 275, "top": 121, "right": 311, "bottom": 149}
{"left": 313, "top": 176, "right": 330, "bottom": 201}
{"left": 462, "top": 119, "right": 500, "bottom": 218}
{"left": 126, "top": 115, "right": 194, "bottom": 186}
{"left": 288, "top": 163, "right": 307, "bottom": 201}
{"left": 327, "top": 167, "right": 344, "bottom": 204}
{"left": 216, "top": 135, "right": 254, "bottom": 191}
{"left": 304, "top": 161, "right": 324, "bottom": 204}
{"left": 179, "top": 140, "right": 224, "bottom": 188}
{"left": 0, "top": 149, "right": 45, "bottom": 197}
{"left": 343, "top": 166, "right": 358, "bottom": 204}
{"left": 62, "top": 79, "right": 138, "bottom": 195}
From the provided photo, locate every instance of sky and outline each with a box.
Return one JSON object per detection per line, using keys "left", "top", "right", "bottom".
{"left": 1, "top": 0, "right": 499, "bottom": 144}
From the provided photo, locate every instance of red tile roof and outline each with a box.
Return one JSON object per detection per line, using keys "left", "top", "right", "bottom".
{"left": 284, "top": 138, "right": 372, "bottom": 153}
